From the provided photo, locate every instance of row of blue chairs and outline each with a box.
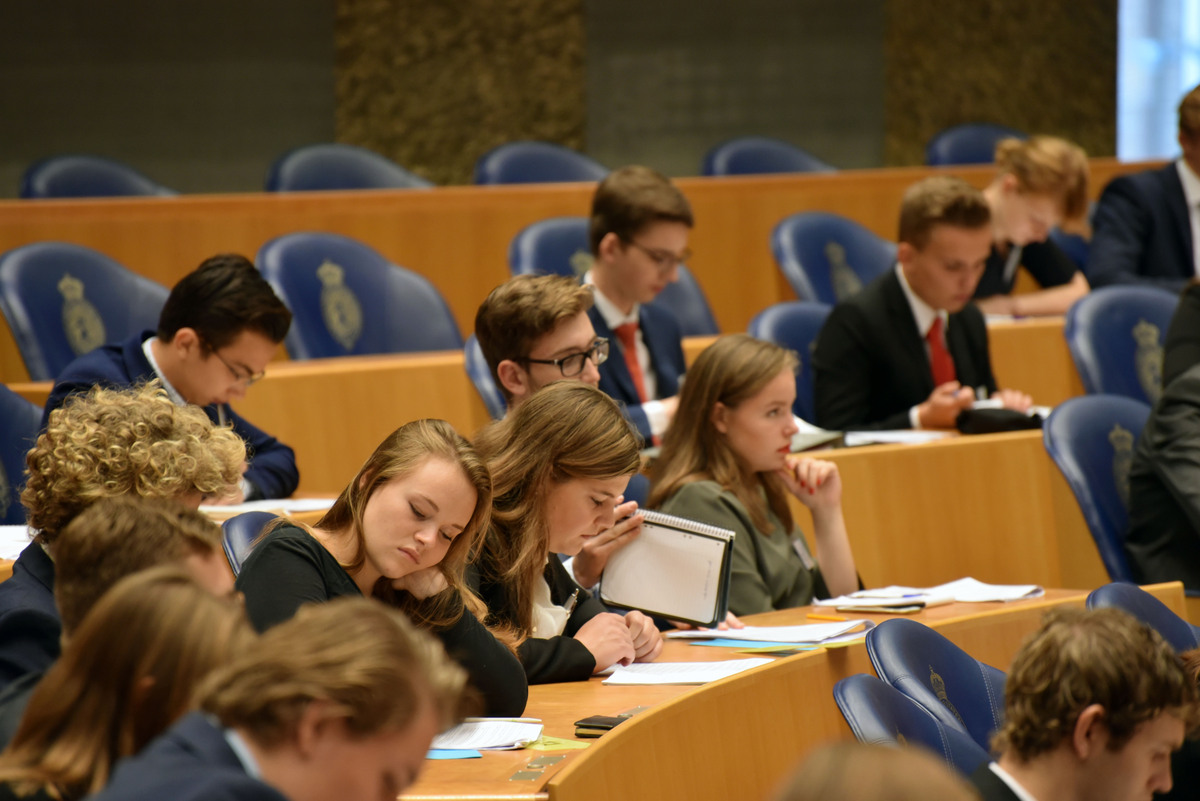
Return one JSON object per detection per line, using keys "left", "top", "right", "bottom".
{"left": 835, "top": 581, "right": 1199, "bottom": 775}
{"left": 19, "top": 124, "right": 1026, "bottom": 199}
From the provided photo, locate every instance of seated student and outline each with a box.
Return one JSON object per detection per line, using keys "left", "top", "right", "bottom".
{"left": 971, "top": 607, "right": 1198, "bottom": 801}
{"left": 774, "top": 741, "right": 979, "bottom": 801}
{"left": 649, "top": 335, "right": 857, "bottom": 615}
{"left": 90, "top": 598, "right": 467, "bottom": 801}
{"left": 972, "top": 135, "right": 1091, "bottom": 317}
{"left": 0, "top": 497, "right": 235, "bottom": 749}
{"left": 813, "top": 176, "right": 1033, "bottom": 431}
{"left": 470, "top": 382, "right": 664, "bottom": 684}
{"left": 0, "top": 383, "right": 243, "bottom": 691}
{"left": 235, "top": 419, "right": 527, "bottom": 717}
{"left": 585, "top": 165, "right": 692, "bottom": 442}
{"left": 475, "top": 274, "right": 644, "bottom": 590}
{"left": 0, "top": 568, "right": 252, "bottom": 801}
{"left": 43, "top": 254, "right": 297, "bottom": 502}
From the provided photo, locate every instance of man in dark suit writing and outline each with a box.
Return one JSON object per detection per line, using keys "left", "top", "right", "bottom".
{"left": 812, "top": 176, "right": 1031, "bottom": 431}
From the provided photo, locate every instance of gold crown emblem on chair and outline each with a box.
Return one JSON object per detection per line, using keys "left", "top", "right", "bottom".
{"left": 929, "top": 666, "right": 966, "bottom": 727}
{"left": 316, "top": 260, "right": 363, "bottom": 352}
{"left": 826, "top": 241, "right": 863, "bottom": 301}
{"left": 1109, "top": 424, "right": 1135, "bottom": 506}
{"left": 57, "top": 273, "right": 106, "bottom": 357}
{"left": 1132, "top": 319, "right": 1163, "bottom": 404}
{"left": 569, "top": 250, "right": 595, "bottom": 278}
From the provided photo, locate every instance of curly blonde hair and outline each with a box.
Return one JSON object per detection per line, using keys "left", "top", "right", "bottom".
{"left": 22, "top": 382, "right": 245, "bottom": 544}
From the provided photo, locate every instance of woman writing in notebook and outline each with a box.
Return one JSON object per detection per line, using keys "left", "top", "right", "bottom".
{"left": 234, "top": 419, "right": 528, "bottom": 716}
{"left": 469, "top": 381, "right": 664, "bottom": 684}
{"left": 650, "top": 335, "right": 858, "bottom": 615}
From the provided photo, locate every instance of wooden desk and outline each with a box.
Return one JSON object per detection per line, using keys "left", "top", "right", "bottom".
{"left": 405, "top": 583, "right": 1186, "bottom": 801}
{"left": 0, "top": 560, "right": 11, "bottom": 583}
{"left": 0, "top": 159, "right": 1158, "bottom": 383}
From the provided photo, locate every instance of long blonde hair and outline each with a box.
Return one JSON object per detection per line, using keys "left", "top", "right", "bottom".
{"left": 473, "top": 382, "right": 641, "bottom": 637}
{"left": 0, "top": 568, "right": 252, "bottom": 801}
{"left": 650, "top": 335, "right": 798, "bottom": 532}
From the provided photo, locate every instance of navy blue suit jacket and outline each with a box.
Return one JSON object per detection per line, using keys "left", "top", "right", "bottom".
{"left": 1089, "top": 162, "right": 1195, "bottom": 290}
{"left": 92, "top": 713, "right": 288, "bottom": 801}
{"left": 812, "top": 269, "right": 997, "bottom": 431}
{"left": 587, "top": 305, "right": 686, "bottom": 441}
{"left": 42, "top": 332, "right": 299, "bottom": 500}
{"left": 0, "top": 543, "right": 59, "bottom": 692}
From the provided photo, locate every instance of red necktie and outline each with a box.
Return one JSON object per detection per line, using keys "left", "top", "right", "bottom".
{"left": 613, "top": 322, "right": 648, "bottom": 403}
{"left": 926, "top": 316, "right": 957, "bottom": 386}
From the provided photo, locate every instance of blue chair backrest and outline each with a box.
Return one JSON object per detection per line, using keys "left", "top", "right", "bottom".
{"left": 866, "top": 618, "right": 1007, "bottom": 753}
{"left": 924, "top": 124, "right": 1027, "bottom": 166}
{"left": 1087, "top": 582, "right": 1200, "bottom": 652}
{"left": 0, "top": 386, "right": 41, "bottom": 525}
{"left": 623, "top": 473, "right": 649, "bottom": 508}
{"left": 475, "top": 141, "right": 608, "bottom": 185}
{"left": 1043, "top": 394, "right": 1152, "bottom": 582}
{"left": 701, "top": 136, "right": 835, "bottom": 176}
{"left": 771, "top": 212, "right": 897, "bottom": 304}
{"left": 222, "top": 512, "right": 280, "bottom": 576}
{"left": 0, "top": 242, "right": 171, "bottom": 381}
{"left": 465, "top": 334, "right": 507, "bottom": 420}
{"left": 507, "top": 216, "right": 719, "bottom": 336}
{"left": 1064, "top": 286, "right": 1178, "bottom": 405}
{"left": 833, "top": 674, "right": 991, "bottom": 777}
{"left": 257, "top": 232, "right": 463, "bottom": 359}
{"left": 748, "top": 301, "right": 833, "bottom": 424}
{"left": 20, "top": 155, "right": 175, "bottom": 198}
{"left": 265, "top": 143, "right": 434, "bottom": 191}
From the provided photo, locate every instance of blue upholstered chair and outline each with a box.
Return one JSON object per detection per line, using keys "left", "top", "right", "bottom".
{"left": 264, "top": 143, "right": 434, "bottom": 191}
{"left": 1064, "top": 286, "right": 1178, "bottom": 406}
{"left": 924, "top": 124, "right": 1027, "bottom": 166}
{"left": 747, "top": 301, "right": 832, "bottom": 424}
{"left": 0, "top": 386, "right": 41, "bottom": 525}
{"left": 770, "top": 212, "right": 897, "bottom": 304}
{"left": 506, "top": 215, "right": 719, "bottom": 336}
{"left": 865, "top": 618, "right": 1007, "bottom": 753}
{"left": 833, "top": 674, "right": 992, "bottom": 776}
{"left": 474, "top": 141, "right": 608, "bottom": 185}
{"left": 1086, "top": 582, "right": 1200, "bottom": 652}
{"left": 20, "top": 155, "right": 175, "bottom": 198}
{"left": 257, "top": 232, "right": 462, "bottom": 359}
{"left": 0, "top": 242, "right": 171, "bottom": 381}
{"left": 465, "top": 334, "right": 507, "bottom": 421}
{"left": 1042, "top": 395, "right": 1152, "bottom": 582}
{"left": 221, "top": 512, "right": 279, "bottom": 576}
{"left": 701, "top": 136, "right": 835, "bottom": 176}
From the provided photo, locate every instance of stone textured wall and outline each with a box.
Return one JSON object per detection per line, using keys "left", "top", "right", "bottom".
{"left": 335, "top": 0, "right": 585, "bottom": 185}
{"left": 884, "top": 0, "right": 1117, "bottom": 164}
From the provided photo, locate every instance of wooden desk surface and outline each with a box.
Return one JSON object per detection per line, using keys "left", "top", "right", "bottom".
{"left": 405, "top": 584, "right": 1186, "bottom": 801}
{"left": 0, "top": 159, "right": 1158, "bottom": 384}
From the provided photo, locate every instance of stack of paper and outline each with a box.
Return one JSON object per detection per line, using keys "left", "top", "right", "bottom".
{"left": 666, "top": 620, "right": 874, "bottom": 645}
{"left": 816, "top": 577, "right": 1044, "bottom": 612}
{"left": 601, "top": 658, "right": 772, "bottom": 685}
{"left": 431, "top": 718, "right": 543, "bottom": 750}
{"left": 0, "top": 526, "right": 32, "bottom": 561}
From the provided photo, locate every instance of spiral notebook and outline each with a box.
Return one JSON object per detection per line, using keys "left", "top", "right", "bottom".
{"left": 599, "top": 510, "right": 735, "bottom": 628}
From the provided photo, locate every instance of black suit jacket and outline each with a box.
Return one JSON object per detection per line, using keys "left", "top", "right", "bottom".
{"left": 812, "top": 269, "right": 997, "bottom": 430}
{"left": 1089, "top": 162, "right": 1195, "bottom": 291}
{"left": 969, "top": 764, "right": 1022, "bottom": 801}
{"left": 0, "top": 543, "right": 60, "bottom": 692}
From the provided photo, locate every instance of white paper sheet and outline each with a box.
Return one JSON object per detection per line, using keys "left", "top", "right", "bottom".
{"left": 601, "top": 658, "right": 773, "bottom": 685}
{"left": 665, "top": 620, "right": 872, "bottom": 643}
{"left": 0, "top": 526, "right": 33, "bottom": 561}
{"left": 430, "top": 718, "right": 543, "bottom": 750}
{"left": 815, "top": 577, "right": 1044, "bottom": 609}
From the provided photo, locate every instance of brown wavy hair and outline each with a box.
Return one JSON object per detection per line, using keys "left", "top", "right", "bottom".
{"left": 650, "top": 335, "right": 798, "bottom": 533}
{"left": 473, "top": 381, "right": 641, "bottom": 637}
{"left": 0, "top": 567, "right": 251, "bottom": 800}
{"left": 994, "top": 135, "right": 1089, "bottom": 221}
{"left": 23, "top": 382, "right": 244, "bottom": 544}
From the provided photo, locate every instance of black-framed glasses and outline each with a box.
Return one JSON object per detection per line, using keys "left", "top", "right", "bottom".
{"left": 209, "top": 346, "right": 266, "bottom": 387}
{"left": 522, "top": 338, "right": 609, "bottom": 377}
{"left": 625, "top": 240, "right": 692, "bottom": 274}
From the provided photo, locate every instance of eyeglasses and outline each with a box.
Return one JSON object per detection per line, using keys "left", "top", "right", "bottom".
{"left": 522, "top": 338, "right": 609, "bottom": 377}
{"left": 625, "top": 240, "right": 692, "bottom": 275}
{"left": 210, "top": 347, "right": 266, "bottom": 387}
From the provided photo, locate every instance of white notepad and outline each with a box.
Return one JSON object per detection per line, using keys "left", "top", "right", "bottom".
{"left": 599, "top": 509, "right": 734, "bottom": 627}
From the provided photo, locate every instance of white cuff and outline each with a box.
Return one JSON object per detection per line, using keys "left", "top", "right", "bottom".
{"left": 908, "top": 405, "right": 922, "bottom": 430}
{"left": 643, "top": 399, "right": 670, "bottom": 437}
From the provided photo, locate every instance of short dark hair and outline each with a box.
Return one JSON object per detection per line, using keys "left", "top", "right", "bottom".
{"left": 157, "top": 254, "right": 292, "bottom": 350}
{"left": 589, "top": 165, "right": 693, "bottom": 255}
{"left": 897, "top": 176, "right": 991, "bottom": 250}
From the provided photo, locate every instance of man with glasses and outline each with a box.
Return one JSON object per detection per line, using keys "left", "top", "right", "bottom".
{"left": 585, "top": 165, "right": 694, "bottom": 442}
{"left": 43, "top": 254, "right": 298, "bottom": 502}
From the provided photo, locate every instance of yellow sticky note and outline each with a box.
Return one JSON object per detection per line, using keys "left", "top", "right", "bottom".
{"left": 527, "top": 736, "right": 591, "bottom": 751}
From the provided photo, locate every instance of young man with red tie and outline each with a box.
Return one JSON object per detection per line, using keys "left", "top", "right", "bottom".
{"left": 585, "top": 166, "right": 693, "bottom": 443}
{"left": 812, "top": 176, "right": 1031, "bottom": 431}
